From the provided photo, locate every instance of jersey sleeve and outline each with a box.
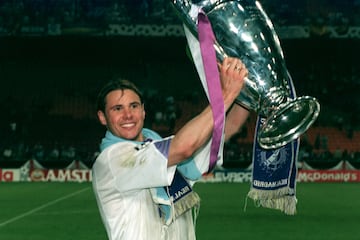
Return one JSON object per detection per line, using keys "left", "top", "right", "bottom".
{"left": 99, "top": 138, "right": 176, "bottom": 193}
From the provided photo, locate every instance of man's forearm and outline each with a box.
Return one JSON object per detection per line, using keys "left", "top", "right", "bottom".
{"left": 168, "top": 105, "right": 214, "bottom": 166}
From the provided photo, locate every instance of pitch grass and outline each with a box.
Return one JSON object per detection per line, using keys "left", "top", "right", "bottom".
{"left": 0, "top": 182, "right": 359, "bottom": 240}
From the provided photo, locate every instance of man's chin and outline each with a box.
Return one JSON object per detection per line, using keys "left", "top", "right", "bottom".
{"left": 124, "top": 133, "right": 143, "bottom": 142}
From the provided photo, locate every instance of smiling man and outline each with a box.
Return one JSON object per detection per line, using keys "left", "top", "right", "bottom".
{"left": 97, "top": 87, "right": 146, "bottom": 142}
{"left": 92, "top": 57, "right": 249, "bottom": 240}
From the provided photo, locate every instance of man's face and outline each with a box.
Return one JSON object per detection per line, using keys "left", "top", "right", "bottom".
{"left": 98, "top": 89, "right": 145, "bottom": 141}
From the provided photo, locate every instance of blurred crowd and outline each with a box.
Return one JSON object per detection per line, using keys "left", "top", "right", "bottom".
{"left": 0, "top": 46, "right": 359, "bottom": 168}
{"left": 0, "top": 0, "right": 359, "bottom": 36}
{"left": 0, "top": 75, "right": 359, "bottom": 169}
{"left": 0, "top": 87, "right": 205, "bottom": 168}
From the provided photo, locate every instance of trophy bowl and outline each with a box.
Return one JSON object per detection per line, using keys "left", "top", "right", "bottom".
{"left": 171, "top": 0, "right": 320, "bottom": 149}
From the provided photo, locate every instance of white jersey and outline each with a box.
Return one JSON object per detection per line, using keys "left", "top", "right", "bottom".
{"left": 92, "top": 137, "right": 218, "bottom": 240}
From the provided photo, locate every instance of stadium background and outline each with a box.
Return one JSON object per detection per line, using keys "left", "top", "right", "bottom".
{"left": 0, "top": 0, "right": 359, "bottom": 172}
{"left": 0, "top": 0, "right": 360, "bottom": 239}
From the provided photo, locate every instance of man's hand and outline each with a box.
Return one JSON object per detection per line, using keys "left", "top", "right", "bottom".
{"left": 218, "top": 57, "right": 248, "bottom": 111}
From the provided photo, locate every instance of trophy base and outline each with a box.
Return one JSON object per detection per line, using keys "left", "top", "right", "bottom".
{"left": 257, "top": 96, "right": 320, "bottom": 149}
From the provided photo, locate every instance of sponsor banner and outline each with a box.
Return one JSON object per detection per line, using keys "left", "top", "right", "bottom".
{"left": 297, "top": 170, "right": 360, "bottom": 182}
{"left": 0, "top": 169, "right": 20, "bottom": 182}
{"left": 201, "top": 169, "right": 252, "bottom": 183}
{"left": 29, "top": 169, "right": 92, "bottom": 183}
{"left": 3, "top": 164, "right": 360, "bottom": 183}
{"left": 201, "top": 169, "right": 360, "bottom": 183}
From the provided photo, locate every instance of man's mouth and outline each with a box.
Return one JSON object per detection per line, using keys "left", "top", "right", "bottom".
{"left": 122, "top": 123, "right": 136, "bottom": 128}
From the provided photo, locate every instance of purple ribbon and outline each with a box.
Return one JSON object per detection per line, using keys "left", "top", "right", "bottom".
{"left": 198, "top": 11, "right": 225, "bottom": 172}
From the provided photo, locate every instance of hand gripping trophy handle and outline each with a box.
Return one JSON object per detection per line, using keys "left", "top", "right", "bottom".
{"left": 170, "top": 0, "right": 320, "bottom": 149}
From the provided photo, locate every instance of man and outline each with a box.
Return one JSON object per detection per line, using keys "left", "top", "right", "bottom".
{"left": 92, "top": 57, "right": 249, "bottom": 240}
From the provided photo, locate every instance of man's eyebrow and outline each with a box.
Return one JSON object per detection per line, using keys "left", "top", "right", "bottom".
{"left": 109, "top": 104, "right": 123, "bottom": 110}
{"left": 131, "top": 101, "right": 141, "bottom": 105}
{"left": 109, "top": 101, "right": 141, "bottom": 109}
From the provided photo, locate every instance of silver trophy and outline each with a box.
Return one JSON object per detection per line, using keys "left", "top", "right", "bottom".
{"left": 170, "top": 0, "right": 320, "bottom": 149}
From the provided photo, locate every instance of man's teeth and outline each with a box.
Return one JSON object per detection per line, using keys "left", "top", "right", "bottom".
{"left": 123, "top": 123, "right": 135, "bottom": 128}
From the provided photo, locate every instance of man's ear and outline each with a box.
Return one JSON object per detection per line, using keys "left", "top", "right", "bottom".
{"left": 142, "top": 104, "right": 146, "bottom": 120}
{"left": 97, "top": 110, "right": 107, "bottom": 126}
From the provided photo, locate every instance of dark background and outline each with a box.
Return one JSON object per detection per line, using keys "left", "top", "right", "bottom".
{"left": 0, "top": 0, "right": 359, "bottom": 168}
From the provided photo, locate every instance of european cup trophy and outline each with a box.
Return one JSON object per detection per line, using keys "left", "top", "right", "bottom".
{"left": 170, "top": 0, "right": 320, "bottom": 149}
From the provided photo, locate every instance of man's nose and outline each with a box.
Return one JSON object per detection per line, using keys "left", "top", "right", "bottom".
{"left": 123, "top": 108, "right": 133, "bottom": 119}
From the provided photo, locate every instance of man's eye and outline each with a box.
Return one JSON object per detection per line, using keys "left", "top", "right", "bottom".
{"left": 114, "top": 106, "right": 123, "bottom": 111}
{"left": 131, "top": 103, "right": 140, "bottom": 109}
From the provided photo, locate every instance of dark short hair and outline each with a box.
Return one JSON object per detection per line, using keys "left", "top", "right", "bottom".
{"left": 96, "top": 79, "right": 143, "bottom": 112}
